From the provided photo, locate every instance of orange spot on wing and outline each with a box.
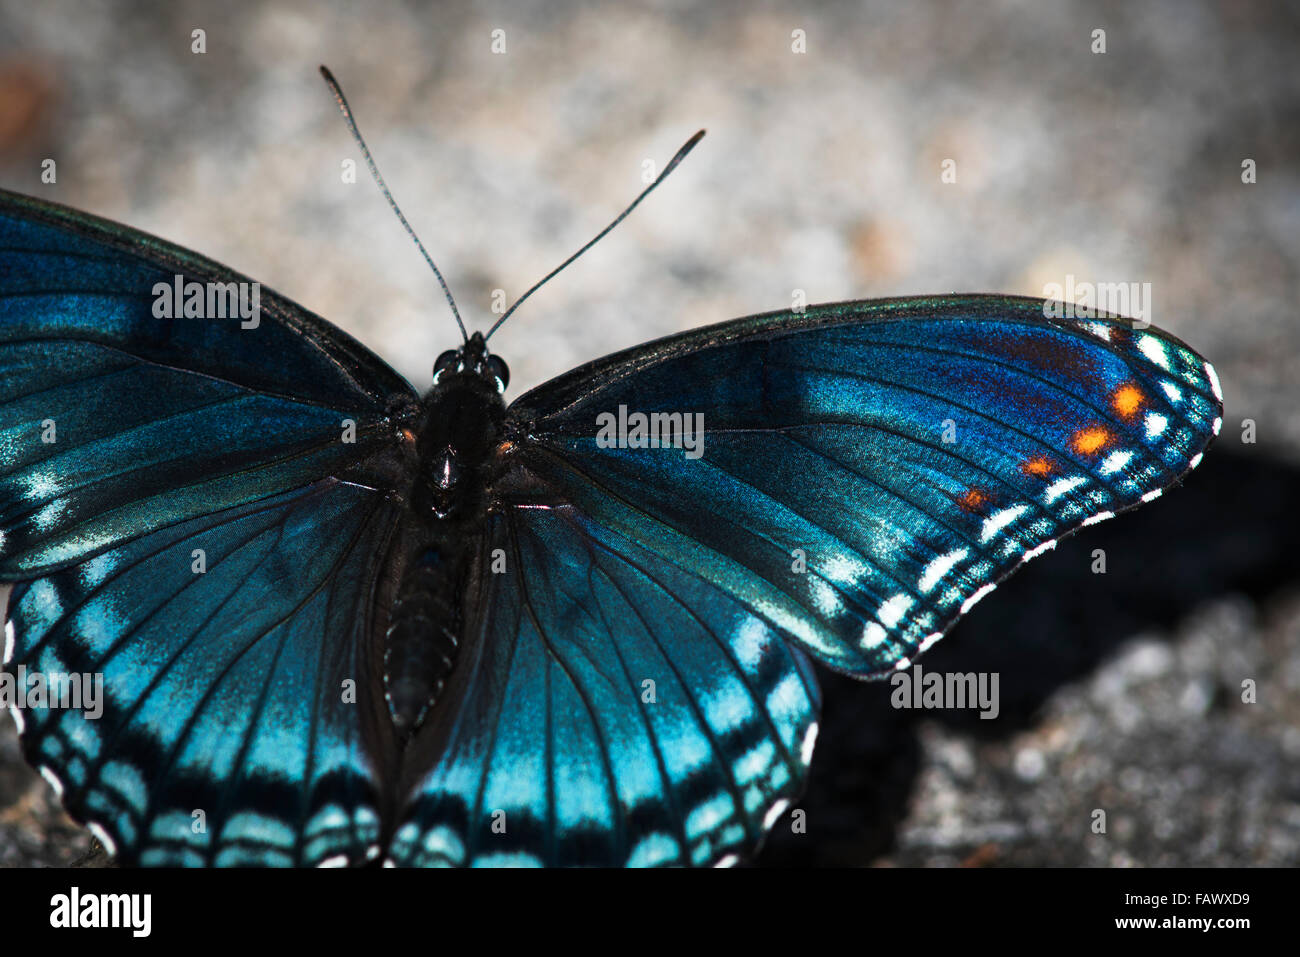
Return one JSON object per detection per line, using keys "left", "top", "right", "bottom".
{"left": 956, "top": 488, "right": 990, "bottom": 512}
{"left": 1021, "top": 456, "right": 1056, "bottom": 478}
{"left": 1072, "top": 425, "right": 1112, "bottom": 456}
{"left": 1112, "top": 383, "right": 1144, "bottom": 420}
{"left": 400, "top": 428, "right": 417, "bottom": 444}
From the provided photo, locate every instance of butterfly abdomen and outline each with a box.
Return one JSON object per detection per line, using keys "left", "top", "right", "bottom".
{"left": 384, "top": 543, "right": 467, "bottom": 735}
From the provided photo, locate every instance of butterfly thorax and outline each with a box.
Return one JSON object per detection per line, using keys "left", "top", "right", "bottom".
{"left": 384, "top": 339, "right": 508, "bottom": 735}
{"left": 410, "top": 376, "right": 505, "bottom": 520}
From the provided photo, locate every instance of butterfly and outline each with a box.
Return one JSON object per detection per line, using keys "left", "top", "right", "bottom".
{"left": 0, "top": 69, "right": 1222, "bottom": 867}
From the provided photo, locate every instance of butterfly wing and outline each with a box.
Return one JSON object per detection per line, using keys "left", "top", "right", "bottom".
{"left": 0, "top": 189, "right": 418, "bottom": 863}
{"left": 0, "top": 188, "right": 419, "bottom": 577}
{"left": 0, "top": 189, "right": 1225, "bottom": 871}
{"left": 494, "top": 295, "right": 1222, "bottom": 678}
{"left": 5, "top": 480, "right": 401, "bottom": 865}
{"left": 389, "top": 502, "right": 821, "bottom": 867}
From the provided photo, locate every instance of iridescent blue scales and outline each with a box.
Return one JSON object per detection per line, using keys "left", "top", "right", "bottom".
{"left": 388, "top": 507, "right": 821, "bottom": 867}
{"left": 5, "top": 484, "right": 395, "bottom": 866}
{"left": 500, "top": 299, "right": 1223, "bottom": 679}
{"left": 0, "top": 188, "right": 1221, "bottom": 866}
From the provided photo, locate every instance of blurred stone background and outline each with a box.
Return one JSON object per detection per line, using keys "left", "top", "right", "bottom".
{"left": 0, "top": 0, "right": 1296, "bottom": 867}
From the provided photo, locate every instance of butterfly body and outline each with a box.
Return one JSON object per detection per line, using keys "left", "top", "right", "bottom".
{"left": 0, "top": 184, "right": 1222, "bottom": 867}
{"left": 385, "top": 334, "right": 509, "bottom": 733}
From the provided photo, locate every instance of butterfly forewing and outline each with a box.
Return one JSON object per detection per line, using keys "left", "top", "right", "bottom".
{"left": 502, "top": 296, "right": 1222, "bottom": 677}
{"left": 0, "top": 188, "right": 419, "bottom": 577}
{"left": 0, "top": 189, "right": 413, "bottom": 864}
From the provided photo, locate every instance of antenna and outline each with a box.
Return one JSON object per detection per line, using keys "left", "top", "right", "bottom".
{"left": 484, "top": 129, "right": 706, "bottom": 342}
{"left": 319, "top": 65, "right": 468, "bottom": 343}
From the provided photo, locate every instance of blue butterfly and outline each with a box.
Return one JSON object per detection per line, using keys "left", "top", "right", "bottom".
{"left": 0, "top": 70, "right": 1222, "bottom": 867}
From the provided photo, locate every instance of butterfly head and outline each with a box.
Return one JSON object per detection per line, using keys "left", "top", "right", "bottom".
{"left": 433, "top": 331, "right": 509, "bottom": 394}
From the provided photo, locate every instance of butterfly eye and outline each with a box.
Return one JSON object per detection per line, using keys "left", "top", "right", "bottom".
{"left": 433, "top": 350, "right": 460, "bottom": 379}
{"left": 486, "top": 354, "right": 510, "bottom": 391}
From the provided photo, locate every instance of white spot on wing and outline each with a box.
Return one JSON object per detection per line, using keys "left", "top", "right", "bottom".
{"left": 1044, "top": 476, "right": 1086, "bottom": 504}
{"left": 961, "top": 583, "right": 997, "bottom": 615}
{"left": 1100, "top": 450, "right": 1133, "bottom": 475}
{"left": 86, "top": 822, "right": 117, "bottom": 857}
{"left": 317, "top": 855, "right": 350, "bottom": 868}
{"left": 1138, "top": 336, "right": 1171, "bottom": 370}
{"left": 1162, "top": 382, "right": 1182, "bottom": 403}
{"left": 981, "top": 505, "right": 1028, "bottom": 543}
{"left": 1204, "top": 361, "right": 1223, "bottom": 402}
{"left": 3, "top": 621, "right": 13, "bottom": 666}
{"left": 919, "top": 548, "right": 968, "bottom": 593}
{"left": 877, "top": 594, "right": 913, "bottom": 629}
{"left": 1082, "top": 510, "right": 1115, "bottom": 527}
{"left": 1189, "top": 452, "right": 1204, "bottom": 470}
{"left": 763, "top": 798, "right": 791, "bottom": 831}
{"left": 39, "top": 766, "right": 63, "bottom": 797}
{"left": 1141, "top": 488, "right": 1164, "bottom": 504}
{"left": 1024, "top": 538, "right": 1058, "bottom": 562}
{"left": 860, "top": 621, "right": 887, "bottom": 649}
{"left": 1145, "top": 413, "right": 1168, "bottom": 439}
{"left": 800, "top": 723, "right": 819, "bottom": 765}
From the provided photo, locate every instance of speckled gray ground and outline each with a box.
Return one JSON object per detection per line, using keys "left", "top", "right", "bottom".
{"left": 0, "top": 0, "right": 1296, "bottom": 868}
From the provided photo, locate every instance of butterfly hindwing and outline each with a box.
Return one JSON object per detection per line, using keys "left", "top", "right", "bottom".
{"left": 389, "top": 502, "right": 821, "bottom": 867}
{"left": 502, "top": 296, "right": 1223, "bottom": 677}
{"left": 4, "top": 478, "right": 400, "bottom": 865}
